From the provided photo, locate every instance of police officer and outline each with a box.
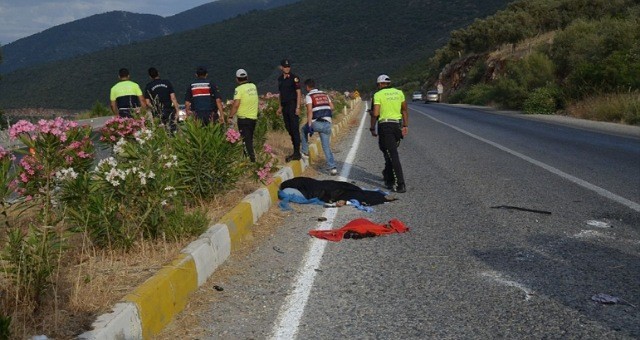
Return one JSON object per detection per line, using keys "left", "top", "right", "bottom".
{"left": 228, "top": 68, "right": 259, "bottom": 162}
{"left": 185, "top": 66, "right": 225, "bottom": 125}
{"left": 110, "top": 68, "right": 147, "bottom": 117}
{"left": 369, "top": 74, "right": 408, "bottom": 193}
{"left": 144, "top": 67, "right": 180, "bottom": 132}
{"left": 276, "top": 59, "right": 302, "bottom": 162}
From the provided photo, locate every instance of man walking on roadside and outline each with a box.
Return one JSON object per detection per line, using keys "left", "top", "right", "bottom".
{"left": 185, "top": 66, "right": 225, "bottom": 125}
{"left": 144, "top": 67, "right": 180, "bottom": 132}
{"left": 276, "top": 59, "right": 302, "bottom": 162}
{"left": 228, "top": 69, "right": 259, "bottom": 162}
{"left": 110, "top": 68, "right": 147, "bottom": 118}
{"left": 300, "top": 78, "right": 337, "bottom": 176}
{"left": 369, "top": 74, "right": 408, "bottom": 193}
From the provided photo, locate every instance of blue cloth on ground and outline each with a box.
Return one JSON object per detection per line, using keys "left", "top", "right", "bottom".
{"left": 347, "top": 199, "right": 374, "bottom": 213}
{"left": 278, "top": 188, "right": 324, "bottom": 211}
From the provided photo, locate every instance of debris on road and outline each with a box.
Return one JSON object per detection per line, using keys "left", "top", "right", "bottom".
{"left": 490, "top": 205, "right": 552, "bottom": 215}
{"left": 272, "top": 246, "right": 285, "bottom": 254}
{"left": 591, "top": 293, "right": 637, "bottom": 307}
{"left": 586, "top": 220, "right": 612, "bottom": 228}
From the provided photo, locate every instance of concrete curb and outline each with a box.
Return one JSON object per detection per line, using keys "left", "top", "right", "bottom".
{"left": 78, "top": 98, "right": 362, "bottom": 339}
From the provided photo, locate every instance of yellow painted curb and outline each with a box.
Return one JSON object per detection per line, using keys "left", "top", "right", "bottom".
{"left": 220, "top": 201, "right": 254, "bottom": 249}
{"left": 125, "top": 254, "right": 198, "bottom": 339}
{"left": 266, "top": 177, "right": 282, "bottom": 204}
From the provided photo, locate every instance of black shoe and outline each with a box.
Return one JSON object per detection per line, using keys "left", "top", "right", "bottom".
{"left": 385, "top": 182, "right": 394, "bottom": 189}
{"left": 394, "top": 184, "right": 406, "bottom": 193}
{"left": 285, "top": 153, "right": 302, "bottom": 162}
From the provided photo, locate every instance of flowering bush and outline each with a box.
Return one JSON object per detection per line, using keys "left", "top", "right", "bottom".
{"left": 8, "top": 118, "right": 94, "bottom": 224}
{"left": 252, "top": 143, "right": 278, "bottom": 185}
{"left": 259, "top": 95, "right": 285, "bottom": 131}
{"left": 99, "top": 116, "right": 146, "bottom": 145}
{"left": 60, "top": 122, "right": 191, "bottom": 249}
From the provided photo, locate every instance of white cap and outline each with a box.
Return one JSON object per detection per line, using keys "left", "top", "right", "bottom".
{"left": 236, "top": 69, "right": 248, "bottom": 78}
{"left": 377, "top": 74, "right": 391, "bottom": 83}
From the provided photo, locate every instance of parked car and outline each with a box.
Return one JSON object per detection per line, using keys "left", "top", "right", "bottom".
{"left": 425, "top": 90, "right": 439, "bottom": 103}
{"left": 411, "top": 91, "right": 423, "bottom": 102}
{"left": 177, "top": 104, "right": 187, "bottom": 122}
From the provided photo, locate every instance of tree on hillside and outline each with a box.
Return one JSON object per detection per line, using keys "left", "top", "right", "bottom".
{"left": 0, "top": 45, "right": 6, "bottom": 130}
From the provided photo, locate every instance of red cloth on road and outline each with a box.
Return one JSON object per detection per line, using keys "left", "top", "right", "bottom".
{"left": 309, "top": 218, "right": 408, "bottom": 242}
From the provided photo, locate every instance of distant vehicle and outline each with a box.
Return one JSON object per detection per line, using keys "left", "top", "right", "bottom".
{"left": 177, "top": 104, "right": 187, "bottom": 122}
{"left": 425, "top": 90, "right": 439, "bottom": 103}
{"left": 411, "top": 91, "right": 423, "bottom": 102}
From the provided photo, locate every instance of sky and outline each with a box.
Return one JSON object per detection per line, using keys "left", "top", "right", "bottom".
{"left": 0, "top": 0, "right": 215, "bottom": 45}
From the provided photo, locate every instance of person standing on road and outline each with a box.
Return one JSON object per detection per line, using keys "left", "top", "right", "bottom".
{"left": 228, "top": 69, "right": 259, "bottom": 162}
{"left": 144, "top": 67, "right": 180, "bottom": 132}
{"left": 369, "top": 74, "right": 408, "bottom": 193}
{"left": 110, "top": 68, "right": 147, "bottom": 118}
{"left": 185, "top": 66, "right": 225, "bottom": 125}
{"left": 276, "top": 59, "right": 302, "bottom": 162}
{"left": 437, "top": 80, "right": 444, "bottom": 103}
{"left": 300, "top": 78, "right": 337, "bottom": 176}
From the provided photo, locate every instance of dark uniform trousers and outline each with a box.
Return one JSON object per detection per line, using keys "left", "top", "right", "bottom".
{"left": 160, "top": 108, "right": 177, "bottom": 133}
{"left": 281, "top": 100, "right": 301, "bottom": 155}
{"left": 237, "top": 118, "right": 257, "bottom": 162}
{"left": 378, "top": 122, "right": 405, "bottom": 186}
{"left": 195, "top": 111, "right": 219, "bottom": 126}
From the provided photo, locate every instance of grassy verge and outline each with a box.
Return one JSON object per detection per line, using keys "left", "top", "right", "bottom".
{"left": 565, "top": 92, "right": 640, "bottom": 126}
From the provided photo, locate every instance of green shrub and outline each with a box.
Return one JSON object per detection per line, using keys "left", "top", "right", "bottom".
{"left": 172, "top": 119, "right": 248, "bottom": 200}
{"left": 523, "top": 86, "right": 558, "bottom": 114}
{"left": 457, "top": 83, "right": 494, "bottom": 105}
{"left": 0, "top": 314, "right": 10, "bottom": 340}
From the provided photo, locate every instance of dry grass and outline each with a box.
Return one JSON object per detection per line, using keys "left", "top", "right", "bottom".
{"left": 0, "top": 101, "right": 361, "bottom": 339}
{"left": 565, "top": 92, "right": 640, "bottom": 126}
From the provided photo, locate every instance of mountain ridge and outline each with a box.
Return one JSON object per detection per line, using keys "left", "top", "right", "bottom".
{"left": 0, "top": 0, "right": 513, "bottom": 110}
{"left": 0, "top": 0, "right": 302, "bottom": 74}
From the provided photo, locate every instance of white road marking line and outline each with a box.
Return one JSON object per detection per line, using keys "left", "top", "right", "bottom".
{"left": 270, "top": 104, "right": 370, "bottom": 340}
{"left": 481, "top": 271, "right": 535, "bottom": 301}
{"left": 572, "top": 230, "right": 613, "bottom": 239}
{"left": 412, "top": 107, "right": 640, "bottom": 213}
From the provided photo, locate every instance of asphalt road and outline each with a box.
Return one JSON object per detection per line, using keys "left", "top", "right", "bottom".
{"left": 182, "top": 103, "right": 640, "bottom": 339}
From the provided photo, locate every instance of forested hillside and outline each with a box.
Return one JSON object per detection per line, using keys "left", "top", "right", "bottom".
{"left": 0, "top": 0, "right": 301, "bottom": 74}
{"left": 400, "top": 0, "right": 639, "bottom": 124}
{"left": 0, "top": 0, "right": 512, "bottom": 110}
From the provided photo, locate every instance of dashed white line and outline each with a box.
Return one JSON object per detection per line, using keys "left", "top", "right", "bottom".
{"left": 269, "top": 104, "right": 370, "bottom": 340}
{"left": 412, "top": 107, "right": 640, "bottom": 213}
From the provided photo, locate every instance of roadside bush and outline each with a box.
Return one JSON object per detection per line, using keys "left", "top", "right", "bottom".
{"left": 1, "top": 117, "right": 94, "bottom": 308}
{"left": 455, "top": 83, "right": 494, "bottom": 105}
{"left": 259, "top": 95, "right": 285, "bottom": 131}
{"left": 60, "top": 121, "right": 183, "bottom": 249}
{"left": 523, "top": 86, "right": 559, "bottom": 114}
{"left": 171, "top": 119, "right": 248, "bottom": 200}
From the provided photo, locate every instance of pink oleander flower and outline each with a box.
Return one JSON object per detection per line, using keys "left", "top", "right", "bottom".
{"left": 225, "top": 128, "right": 241, "bottom": 143}
{"left": 9, "top": 120, "right": 36, "bottom": 140}
{"left": 263, "top": 144, "right": 273, "bottom": 154}
{"left": 0, "top": 146, "right": 9, "bottom": 159}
